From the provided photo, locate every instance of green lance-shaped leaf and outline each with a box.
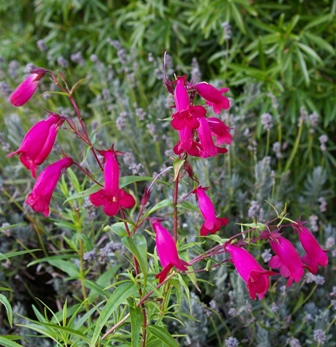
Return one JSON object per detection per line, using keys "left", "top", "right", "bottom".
{"left": 130, "top": 306, "right": 143, "bottom": 347}
{"left": 145, "top": 199, "right": 174, "bottom": 217}
{"left": 0, "top": 294, "right": 13, "bottom": 327}
{"left": 90, "top": 282, "right": 139, "bottom": 347}
{"left": 107, "top": 222, "right": 133, "bottom": 238}
{"left": 66, "top": 167, "right": 81, "bottom": 193}
{"left": 69, "top": 78, "right": 88, "bottom": 95}
{"left": 229, "top": 1, "right": 246, "bottom": 35}
{"left": 296, "top": 47, "right": 310, "bottom": 85}
{"left": 23, "top": 322, "right": 91, "bottom": 344}
{"left": 47, "top": 259, "right": 80, "bottom": 279}
{"left": 147, "top": 325, "right": 179, "bottom": 347}
{"left": 0, "top": 249, "right": 40, "bottom": 262}
{"left": 0, "top": 336, "right": 24, "bottom": 347}
{"left": 122, "top": 234, "right": 148, "bottom": 286}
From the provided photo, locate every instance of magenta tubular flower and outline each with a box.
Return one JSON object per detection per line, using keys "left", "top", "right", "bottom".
{"left": 207, "top": 117, "right": 232, "bottom": 145}
{"left": 193, "top": 186, "right": 216, "bottom": 229}
{"left": 174, "top": 75, "right": 189, "bottom": 112}
{"left": 171, "top": 76, "right": 206, "bottom": 130}
{"left": 150, "top": 218, "right": 190, "bottom": 283}
{"left": 293, "top": 220, "right": 328, "bottom": 274}
{"left": 197, "top": 117, "right": 228, "bottom": 158}
{"left": 269, "top": 233, "right": 305, "bottom": 287}
{"left": 195, "top": 82, "right": 230, "bottom": 114}
{"left": 89, "top": 148, "right": 135, "bottom": 217}
{"left": 197, "top": 116, "right": 218, "bottom": 157}
{"left": 25, "top": 157, "right": 73, "bottom": 217}
{"left": 7, "top": 113, "right": 64, "bottom": 178}
{"left": 171, "top": 106, "right": 206, "bottom": 130}
{"left": 173, "top": 137, "right": 202, "bottom": 157}
{"left": 173, "top": 127, "right": 203, "bottom": 157}
{"left": 193, "top": 186, "right": 228, "bottom": 236}
{"left": 9, "top": 68, "right": 46, "bottom": 107}
{"left": 225, "top": 243, "right": 276, "bottom": 300}
{"left": 200, "top": 217, "right": 228, "bottom": 236}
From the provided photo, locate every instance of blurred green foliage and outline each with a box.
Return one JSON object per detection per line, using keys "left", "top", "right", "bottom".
{"left": 1, "top": 0, "right": 335, "bottom": 125}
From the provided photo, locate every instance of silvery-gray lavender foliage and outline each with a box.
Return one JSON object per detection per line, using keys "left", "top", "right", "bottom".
{"left": 179, "top": 292, "right": 208, "bottom": 347}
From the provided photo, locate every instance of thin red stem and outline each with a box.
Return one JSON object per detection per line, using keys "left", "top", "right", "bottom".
{"left": 69, "top": 95, "right": 104, "bottom": 172}
{"left": 48, "top": 71, "right": 104, "bottom": 172}
{"left": 72, "top": 161, "right": 104, "bottom": 187}
{"left": 173, "top": 174, "right": 179, "bottom": 243}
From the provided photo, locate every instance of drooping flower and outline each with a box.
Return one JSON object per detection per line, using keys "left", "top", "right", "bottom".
{"left": 225, "top": 243, "right": 276, "bottom": 300}
{"left": 25, "top": 157, "right": 73, "bottom": 217}
{"left": 89, "top": 147, "right": 135, "bottom": 216}
{"left": 171, "top": 105, "right": 206, "bottom": 130}
{"left": 193, "top": 186, "right": 228, "bottom": 236}
{"left": 207, "top": 117, "right": 232, "bottom": 145}
{"left": 171, "top": 75, "right": 206, "bottom": 130}
{"left": 293, "top": 220, "right": 328, "bottom": 274}
{"left": 174, "top": 75, "right": 189, "bottom": 112}
{"left": 173, "top": 126, "right": 203, "bottom": 157}
{"left": 150, "top": 218, "right": 190, "bottom": 283}
{"left": 9, "top": 68, "right": 46, "bottom": 107}
{"left": 200, "top": 217, "right": 228, "bottom": 236}
{"left": 197, "top": 117, "right": 228, "bottom": 158}
{"left": 195, "top": 82, "right": 230, "bottom": 114}
{"left": 7, "top": 113, "right": 64, "bottom": 178}
{"left": 268, "top": 232, "right": 305, "bottom": 287}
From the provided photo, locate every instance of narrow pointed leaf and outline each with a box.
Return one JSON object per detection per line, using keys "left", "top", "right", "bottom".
{"left": 0, "top": 294, "right": 13, "bottom": 327}
{"left": 90, "top": 282, "right": 138, "bottom": 346}
{"left": 122, "top": 235, "right": 148, "bottom": 285}
{"left": 0, "top": 337, "right": 24, "bottom": 347}
{"left": 147, "top": 325, "right": 179, "bottom": 347}
{"left": 130, "top": 306, "right": 143, "bottom": 347}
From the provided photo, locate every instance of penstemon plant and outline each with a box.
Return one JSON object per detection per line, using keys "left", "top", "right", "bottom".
{"left": 3, "top": 55, "right": 330, "bottom": 347}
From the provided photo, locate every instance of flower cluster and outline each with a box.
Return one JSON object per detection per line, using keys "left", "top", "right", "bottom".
{"left": 225, "top": 219, "right": 328, "bottom": 300}
{"left": 169, "top": 76, "right": 232, "bottom": 158}
{"left": 7, "top": 70, "right": 74, "bottom": 216}
{"left": 7, "top": 69, "right": 135, "bottom": 218}
{"left": 146, "top": 75, "right": 233, "bottom": 282}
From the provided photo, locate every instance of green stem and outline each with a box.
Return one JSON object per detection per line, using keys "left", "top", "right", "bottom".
{"left": 284, "top": 118, "right": 303, "bottom": 172}
{"left": 308, "top": 132, "right": 313, "bottom": 167}
{"left": 276, "top": 112, "right": 283, "bottom": 172}
{"left": 79, "top": 237, "right": 88, "bottom": 305}
{"left": 293, "top": 284, "right": 317, "bottom": 314}
{"left": 277, "top": 122, "right": 282, "bottom": 144}
{"left": 101, "top": 272, "right": 176, "bottom": 340}
{"left": 265, "top": 130, "right": 270, "bottom": 157}
{"left": 325, "top": 315, "right": 336, "bottom": 333}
